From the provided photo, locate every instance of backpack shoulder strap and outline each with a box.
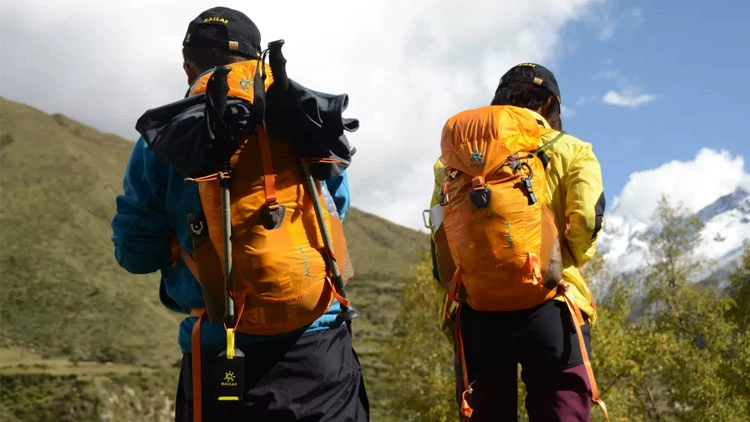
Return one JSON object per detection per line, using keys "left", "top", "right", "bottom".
{"left": 535, "top": 131, "right": 566, "bottom": 169}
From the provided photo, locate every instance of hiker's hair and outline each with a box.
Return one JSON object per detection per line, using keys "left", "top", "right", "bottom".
{"left": 491, "top": 67, "right": 563, "bottom": 131}
{"left": 182, "top": 26, "right": 253, "bottom": 72}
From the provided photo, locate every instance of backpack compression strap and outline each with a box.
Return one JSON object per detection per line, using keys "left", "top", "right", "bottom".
{"left": 257, "top": 124, "right": 284, "bottom": 230}
{"left": 447, "top": 267, "right": 474, "bottom": 418}
{"left": 171, "top": 236, "right": 209, "bottom": 422}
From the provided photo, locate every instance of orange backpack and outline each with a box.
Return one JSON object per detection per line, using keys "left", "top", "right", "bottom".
{"left": 436, "top": 105, "right": 564, "bottom": 312}
{"left": 179, "top": 60, "right": 354, "bottom": 337}
{"left": 435, "top": 105, "right": 610, "bottom": 421}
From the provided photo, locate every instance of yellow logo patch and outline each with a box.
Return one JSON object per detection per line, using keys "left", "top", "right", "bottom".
{"left": 221, "top": 371, "right": 238, "bottom": 387}
{"left": 203, "top": 16, "right": 229, "bottom": 24}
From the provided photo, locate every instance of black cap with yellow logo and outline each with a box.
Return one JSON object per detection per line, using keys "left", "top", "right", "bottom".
{"left": 183, "top": 7, "right": 261, "bottom": 58}
{"left": 495, "top": 63, "right": 561, "bottom": 105}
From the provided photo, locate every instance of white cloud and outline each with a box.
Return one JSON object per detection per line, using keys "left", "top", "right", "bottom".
{"left": 0, "top": 0, "right": 606, "bottom": 231}
{"left": 578, "top": 69, "right": 658, "bottom": 109}
{"left": 575, "top": 95, "right": 599, "bottom": 106}
{"left": 602, "top": 90, "right": 658, "bottom": 108}
{"left": 583, "top": 4, "right": 644, "bottom": 41}
{"left": 560, "top": 105, "right": 576, "bottom": 117}
{"left": 610, "top": 148, "right": 748, "bottom": 223}
{"left": 631, "top": 8, "right": 644, "bottom": 25}
{"left": 597, "top": 16, "right": 618, "bottom": 41}
{"left": 597, "top": 70, "right": 658, "bottom": 108}
{"left": 740, "top": 175, "right": 750, "bottom": 192}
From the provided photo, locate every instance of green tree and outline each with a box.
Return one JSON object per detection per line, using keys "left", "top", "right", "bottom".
{"left": 382, "top": 196, "right": 750, "bottom": 421}
{"left": 589, "top": 196, "right": 750, "bottom": 421}
{"left": 641, "top": 197, "right": 744, "bottom": 421}
{"left": 381, "top": 253, "right": 456, "bottom": 422}
{"left": 726, "top": 246, "right": 750, "bottom": 328}
{"left": 588, "top": 252, "right": 664, "bottom": 422}
{"left": 721, "top": 245, "right": 750, "bottom": 411}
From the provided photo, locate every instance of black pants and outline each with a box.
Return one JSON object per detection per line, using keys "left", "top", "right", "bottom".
{"left": 457, "top": 299, "right": 592, "bottom": 422}
{"left": 175, "top": 325, "right": 370, "bottom": 422}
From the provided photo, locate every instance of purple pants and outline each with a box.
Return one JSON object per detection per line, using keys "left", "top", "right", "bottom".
{"left": 455, "top": 300, "right": 593, "bottom": 422}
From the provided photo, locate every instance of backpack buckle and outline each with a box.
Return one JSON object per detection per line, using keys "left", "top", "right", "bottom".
{"left": 469, "top": 176, "right": 491, "bottom": 209}
{"left": 260, "top": 200, "right": 286, "bottom": 230}
{"left": 440, "top": 169, "right": 461, "bottom": 206}
{"left": 471, "top": 176, "right": 486, "bottom": 191}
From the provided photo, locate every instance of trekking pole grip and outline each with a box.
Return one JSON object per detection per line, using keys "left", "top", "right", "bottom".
{"left": 268, "top": 40, "right": 289, "bottom": 92}
{"left": 206, "top": 66, "right": 231, "bottom": 117}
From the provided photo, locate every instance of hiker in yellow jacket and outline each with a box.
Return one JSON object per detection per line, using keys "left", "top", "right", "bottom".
{"left": 428, "top": 63, "right": 607, "bottom": 421}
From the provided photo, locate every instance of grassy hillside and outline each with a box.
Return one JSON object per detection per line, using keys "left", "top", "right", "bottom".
{"left": 343, "top": 209, "right": 429, "bottom": 417}
{"left": 0, "top": 98, "right": 181, "bottom": 366}
{"left": 0, "top": 97, "right": 428, "bottom": 420}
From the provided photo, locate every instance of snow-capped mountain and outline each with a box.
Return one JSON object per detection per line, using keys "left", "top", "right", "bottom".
{"left": 596, "top": 186, "right": 750, "bottom": 280}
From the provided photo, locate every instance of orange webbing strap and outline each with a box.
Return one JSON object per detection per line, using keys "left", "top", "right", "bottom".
{"left": 327, "top": 246, "right": 338, "bottom": 262}
{"left": 170, "top": 236, "right": 201, "bottom": 284}
{"left": 300, "top": 157, "right": 343, "bottom": 165}
{"left": 440, "top": 169, "right": 459, "bottom": 205}
{"left": 326, "top": 276, "right": 351, "bottom": 309}
{"left": 558, "top": 282, "right": 610, "bottom": 422}
{"left": 441, "top": 292, "right": 453, "bottom": 327}
{"left": 191, "top": 310, "right": 208, "bottom": 422}
{"left": 226, "top": 301, "right": 246, "bottom": 333}
{"left": 448, "top": 267, "right": 473, "bottom": 418}
{"left": 455, "top": 303, "right": 473, "bottom": 418}
{"left": 180, "top": 250, "right": 200, "bottom": 283}
{"left": 471, "top": 176, "right": 485, "bottom": 191}
{"left": 526, "top": 253, "right": 542, "bottom": 284}
{"left": 257, "top": 125, "right": 278, "bottom": 207}
{"left": 184, "top": 171, "right": 230, "bottom": 183}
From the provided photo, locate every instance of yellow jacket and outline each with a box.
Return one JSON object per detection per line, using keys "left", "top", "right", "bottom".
{"left": 430, "top": 108, "right": 605, "bottom": 325}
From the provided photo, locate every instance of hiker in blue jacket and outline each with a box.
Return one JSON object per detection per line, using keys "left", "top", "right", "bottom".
{"left": 112, "top": 141, "right": 351, "bottom": 355}
{"left": 111, "top": 6, "right": 368, "bottom": 422}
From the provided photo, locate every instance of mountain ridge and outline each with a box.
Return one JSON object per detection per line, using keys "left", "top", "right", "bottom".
{"left": 597, "top": 185, "right": 750, "bottom": 284}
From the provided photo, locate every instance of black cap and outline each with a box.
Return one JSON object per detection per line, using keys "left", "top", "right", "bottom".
{"left": 183, "top": 7, "right": 261, "bottom": 58}
{"left": 496, "top": 63, "right": 561, "bottom": 105}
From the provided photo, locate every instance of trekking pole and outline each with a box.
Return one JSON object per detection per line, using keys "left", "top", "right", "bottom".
{"left": 268, "top": 40, "right": 359, "bottom": 332}
{"left": 205, "top": 65, "right": 247, "bottom": 405}
{"left": 301, "top": 165, "right": 359, "bottom": 330}
{"left": 205, "top": 65, "right": 235, "bottom": 328}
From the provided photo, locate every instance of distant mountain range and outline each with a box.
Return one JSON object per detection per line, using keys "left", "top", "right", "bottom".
{"left": 597, "top": 186, "right": 750, "bottom": 283}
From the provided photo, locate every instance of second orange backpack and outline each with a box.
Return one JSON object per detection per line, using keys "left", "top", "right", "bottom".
{"left": 437, "top": 105, "right": 565, "bottom": 312}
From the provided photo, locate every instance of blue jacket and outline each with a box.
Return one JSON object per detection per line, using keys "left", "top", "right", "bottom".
{"left": 111, "top": 137, "right": 350, "bottom": 355}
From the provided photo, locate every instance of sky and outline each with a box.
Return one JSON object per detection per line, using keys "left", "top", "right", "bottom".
{"left": 1, "top": 0, "right": 748, "bottom": 232}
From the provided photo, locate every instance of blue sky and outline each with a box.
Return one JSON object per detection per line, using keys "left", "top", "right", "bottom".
{"left": 1, "top": 0, "right": 747, "bottom": 230}
{"left": 555, "top": 0, "right": 749, "bottom": 211}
